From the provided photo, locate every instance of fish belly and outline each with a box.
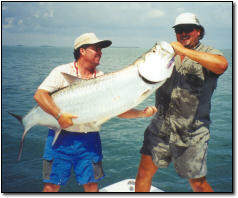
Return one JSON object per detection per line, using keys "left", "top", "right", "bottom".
{"left": 51, "top": 66, "right": 153, "bottom": 132}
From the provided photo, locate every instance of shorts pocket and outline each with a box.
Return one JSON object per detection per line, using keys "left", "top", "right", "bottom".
{"left": 92, "top": 161, "right": 104, "bottom": 180}
{"left": 182, "top": 126, "right": 210, "bottom": 145}
{"left": 42, "top": 159, "right": 53, "bottom": 180}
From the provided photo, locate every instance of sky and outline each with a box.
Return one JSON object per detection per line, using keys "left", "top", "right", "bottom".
{"left": 2, "top": 1, "right": 233, "bottom": 49}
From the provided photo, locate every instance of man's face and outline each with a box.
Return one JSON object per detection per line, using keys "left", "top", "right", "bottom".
{"left": 174, "top": 25, "right": 201, "bottom": 49}
{"left": 83, "top": 45, "right": 102, "bottom": 67}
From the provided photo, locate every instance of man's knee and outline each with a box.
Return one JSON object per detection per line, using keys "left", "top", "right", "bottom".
{"left": 189, "top": 177, "right": 213, "bottom": 192}
{"left": 137, "top": 155, "right": 158, "bottom": 179}
{"left": 83, "top": 182, "right": 98, "bottom": 192}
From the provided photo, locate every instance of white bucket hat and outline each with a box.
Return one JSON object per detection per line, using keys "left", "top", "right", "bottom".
{"left": 173, "top": 12, "right": 201, "bottom": 28}
{"left": 74, "top": 33, "right": 112, "bottom": 50}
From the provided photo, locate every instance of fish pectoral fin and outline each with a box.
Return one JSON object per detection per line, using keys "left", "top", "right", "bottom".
{"left": 135, "top": 89, "right": 152, "bottom": 105}
{"left": 141, "top": 89, "right": 151, "bottom": 98}
{"left": 61, "top": 72, "right": 85, "bottom": 84}
{"left": 52, "top": 128, "right": 62, "bottom": 145}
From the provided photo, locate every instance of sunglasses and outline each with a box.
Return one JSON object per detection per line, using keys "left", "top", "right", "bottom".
{"left": 174, "top": 25, "right": 197, "bottom": 34}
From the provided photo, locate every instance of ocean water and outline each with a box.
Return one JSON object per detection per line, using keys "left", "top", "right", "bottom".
{"left": 2, "top": 46, "right": 232, "bottom": 193}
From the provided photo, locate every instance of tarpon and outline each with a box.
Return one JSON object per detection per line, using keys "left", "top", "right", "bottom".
{"left": 9, "top": 41, "right": 175, "bottom": 160}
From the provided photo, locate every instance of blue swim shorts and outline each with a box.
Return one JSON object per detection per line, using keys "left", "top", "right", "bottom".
{"left": 42, "top": 129, "right": 104, "bottom": 185}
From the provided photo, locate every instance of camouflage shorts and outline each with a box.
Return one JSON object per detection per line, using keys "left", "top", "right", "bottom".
{"left": 140, "top": 126, "right": 210, "bottom": 179}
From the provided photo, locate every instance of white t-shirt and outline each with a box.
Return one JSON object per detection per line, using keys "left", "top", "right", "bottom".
{"left": 38, "top": 62, "right": 104, "bottom": 92}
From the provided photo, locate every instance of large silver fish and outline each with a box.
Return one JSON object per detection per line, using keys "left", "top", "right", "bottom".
{"left": 9, "top": 41, "right": 175, "bottom": 160}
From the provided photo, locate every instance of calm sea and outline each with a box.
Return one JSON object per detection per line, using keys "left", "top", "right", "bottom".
{"left": 2, "top": 45, "right": 232, "bottom": 192}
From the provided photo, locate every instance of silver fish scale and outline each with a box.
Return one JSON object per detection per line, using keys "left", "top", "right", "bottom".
{"left": 52, "top": 66, "right": 152, "bottom": 126}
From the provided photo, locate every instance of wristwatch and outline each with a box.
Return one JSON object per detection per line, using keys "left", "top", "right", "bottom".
{"left": 56, "top": 112, "right": 61, "bottom": 120}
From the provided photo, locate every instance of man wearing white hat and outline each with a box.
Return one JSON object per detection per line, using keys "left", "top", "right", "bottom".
{"left": 135, "top": 13, "right": 228, "bottom": 192}
{"left": 34, "top": 33, "right": 157, "bottom": 192}
{"left": 33, "top": 32, "right": 112, "bottom": 192}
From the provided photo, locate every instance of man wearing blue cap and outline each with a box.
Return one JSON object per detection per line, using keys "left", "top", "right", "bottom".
{"left": 135, "top": 13, "right": 228, "bottom": 192}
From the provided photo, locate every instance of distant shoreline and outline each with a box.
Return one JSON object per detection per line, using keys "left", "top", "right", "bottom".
{"left": 9, "top": 45, "right": 140, "bottom": 48}
{"left": 2, "top": 45, "right": 231, "bottom": 51}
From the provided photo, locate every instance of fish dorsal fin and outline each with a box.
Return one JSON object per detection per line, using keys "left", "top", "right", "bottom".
{"left": 61, "top": 72, "right": 87, "bottom": 84}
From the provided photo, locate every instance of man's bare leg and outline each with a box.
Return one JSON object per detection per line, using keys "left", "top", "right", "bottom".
{"left": 189, "top": 177, "right": 214, "bottom": 192}
{"left": 83, "top": 182, "right": 98, "bottom": 192}
{"left": 135, "top": 154, "right": 158, "bottom": 192}
{"left": 42, "top": 183, "right": 60, "bottom": 192}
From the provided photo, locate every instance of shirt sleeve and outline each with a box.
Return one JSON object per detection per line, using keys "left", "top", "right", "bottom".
{"left": 38, "top": 67, "right": 65, "bottom": 93}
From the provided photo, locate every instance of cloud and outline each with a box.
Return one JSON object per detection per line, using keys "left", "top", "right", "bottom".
{"left": 148, "top": 9, "right": 164, "bottom": 18}
{"left": 34, "top": 13, "right": 40, "bottom": 18}
{"left": 3, "top": 17, "right": 14, "bottom": 29}
{"left": 2, "top": 4, "right": 8, "bottom": 10}
{"left": 1, "top": 2, "right": 232, "bottom": 49}
{"left": 176, "top": 7, "right": 185, "bottom": 13}
{"left": 43, "top": 9, "right": 54, "bottom": 18}
{"left": 18, "top": 19, "right": 23, "bottom": 25}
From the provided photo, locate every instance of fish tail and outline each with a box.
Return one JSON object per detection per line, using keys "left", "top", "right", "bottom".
{"left": 8, "top": 112, "right": 23, "bottom": 125}
{"left": 17, "top": 128, "right": 29, "bottom": 161}
{"left": 8, "top": 112, "right": 29, "bottom": 161}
